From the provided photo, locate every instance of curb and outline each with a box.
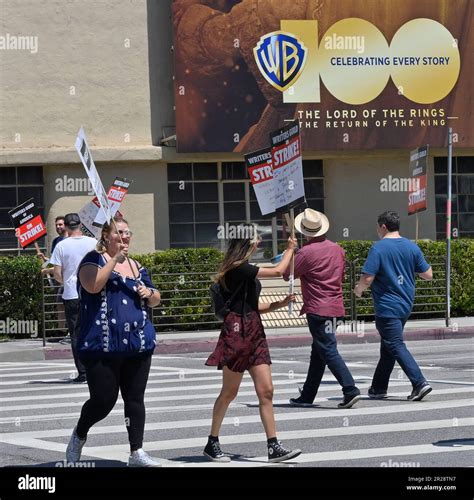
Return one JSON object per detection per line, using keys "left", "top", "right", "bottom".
{"left": 42, "top": 326, "right": 474, "bottom": 359}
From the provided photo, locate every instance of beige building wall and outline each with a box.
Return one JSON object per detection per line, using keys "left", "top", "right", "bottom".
{"left": 43, "top": 162, "right": 169, "bottom": 255}
{"left": 324, "top": 156, "right": 437, "bottom": 241}
{"left": 0, "top": 0, "right": 155, "bottom": 149}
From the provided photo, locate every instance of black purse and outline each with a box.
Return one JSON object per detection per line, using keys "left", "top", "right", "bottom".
{"left": 210, "top": 281, "right": 244, "bottom": 321}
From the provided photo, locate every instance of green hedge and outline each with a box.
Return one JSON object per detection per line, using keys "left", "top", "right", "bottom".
{"left": 131, "top": 248, "right": 223, "bottom": 331}
{"left": 268, "top": 239, "right": 473, "bottom": 317}
{"left": 0, "top": 240, "right": 472, "bottom": 337}
{"left": 0, "top": 256, "right": 42, "bottom": 337}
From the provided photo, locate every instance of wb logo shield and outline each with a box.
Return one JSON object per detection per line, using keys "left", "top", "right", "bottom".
{"left": 254, "top": 31, "right": 308, "bottom": 92}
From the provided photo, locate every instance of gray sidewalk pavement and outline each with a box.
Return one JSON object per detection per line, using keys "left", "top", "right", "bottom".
{"left": 0, "top": 317, "right": 472, "bottom": 362}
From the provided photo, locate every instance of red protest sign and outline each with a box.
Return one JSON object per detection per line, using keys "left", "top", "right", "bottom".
{"left": 408, "top": 146, "right": 428, "bottom": 215}
{"left": 9, "top": 199, "right": 47, "bottom": 248}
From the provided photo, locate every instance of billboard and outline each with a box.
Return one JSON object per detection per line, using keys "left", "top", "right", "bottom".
{"left": 172, "top": 0, "right": 473, "bottom": 153}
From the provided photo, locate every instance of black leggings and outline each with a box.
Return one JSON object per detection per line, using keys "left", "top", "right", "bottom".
{"left": 76, "top": 354, "right": 152, "bottom": 452}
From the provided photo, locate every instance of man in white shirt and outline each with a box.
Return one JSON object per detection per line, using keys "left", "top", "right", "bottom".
{"left": 50, "top": 213, "right": 97, "bottom": 382}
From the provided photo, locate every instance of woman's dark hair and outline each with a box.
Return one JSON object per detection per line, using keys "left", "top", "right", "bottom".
{"left": 378, "top": 211, "right": 400, "bottom": 232}
{"left": 97, "top": 216, "right": 129, "bottom": 253}
{"left": 215, "top": 224, "right": 259, "bottom": 290}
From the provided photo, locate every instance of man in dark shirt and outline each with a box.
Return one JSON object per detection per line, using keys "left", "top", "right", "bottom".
{"left": 51, "top": 216, "right": 66, "bottom": 253}
{"left": 355, "top": 211, "right": 433, "bottom": 401}
{"left": 283, "top": 209, "right": 360, "bottom": 409}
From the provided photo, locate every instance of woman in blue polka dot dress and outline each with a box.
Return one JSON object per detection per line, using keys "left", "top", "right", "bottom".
{"left": 65, "top": 216, "right": 162, "bottom": 467}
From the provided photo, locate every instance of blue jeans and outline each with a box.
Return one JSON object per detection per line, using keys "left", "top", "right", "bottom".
{"left": 372, "top": 317, "right": 427, "bottom": 391}
{"left": 300, "top": 314, "right": 359, "bottom": 402}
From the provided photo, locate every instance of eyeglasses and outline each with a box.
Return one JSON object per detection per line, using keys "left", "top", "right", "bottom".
{"left": 117, "top": 229, "right": 133, "bottom": 237}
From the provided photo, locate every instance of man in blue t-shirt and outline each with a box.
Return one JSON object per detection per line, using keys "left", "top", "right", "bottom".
{"left": 354, "top": 211, "right": 433, "bottom": 401}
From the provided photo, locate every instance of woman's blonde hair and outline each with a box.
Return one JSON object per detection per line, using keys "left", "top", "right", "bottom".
{"left": 215, "top": 224, "right": 260, "bottom": 290}
{"left": 96, "top": 216, "right": 129, "bottom": 254}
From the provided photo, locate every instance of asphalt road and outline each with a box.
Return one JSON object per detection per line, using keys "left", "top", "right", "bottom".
{"left": 0, "top": 338, "right": 473, "bottom": 468}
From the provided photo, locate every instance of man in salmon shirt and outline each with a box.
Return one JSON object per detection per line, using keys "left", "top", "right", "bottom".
{"left": 283, "top": 208, "right": 361, "bottom": 409}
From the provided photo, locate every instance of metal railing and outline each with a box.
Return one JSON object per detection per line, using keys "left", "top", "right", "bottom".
{"left": 41, "top": 255, "right": 447, "bottom": 339}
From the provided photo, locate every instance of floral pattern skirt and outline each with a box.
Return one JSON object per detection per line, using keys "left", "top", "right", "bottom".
{"left": 206, "top": 310, "right": 271, "bottom": 373}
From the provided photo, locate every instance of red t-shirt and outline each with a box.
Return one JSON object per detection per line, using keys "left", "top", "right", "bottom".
{"left": 283, "top": 238, "right": 345, "bottom": 317}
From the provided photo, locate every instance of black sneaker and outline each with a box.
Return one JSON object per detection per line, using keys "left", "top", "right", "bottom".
{"left": 72, "top": 375, "right": 87, "bottom": 383}
{"left": 368, "top": 387, "right": 387, "bottom": 399}
{"left": 268, "top": 440, "right": 301, "bottom": 463}
{"left": 203, "top": 439, "right": 231, "bottom": 463}
{"left": 407, "top": 382, "right": 432, "bottom": 401}
{"left": 337, "top": 393, "right": 361, "bottom": 409}
{"left": 289, "top": 396, "right": 313, "bottom": 407}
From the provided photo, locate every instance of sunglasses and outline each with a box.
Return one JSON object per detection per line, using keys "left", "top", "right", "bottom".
{"left": 117, "top": 229, "right": 133, "bottom": 237}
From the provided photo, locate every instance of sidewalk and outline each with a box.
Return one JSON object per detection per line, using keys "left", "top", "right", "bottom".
{"left": 0, "top": 317, "right": 472, "bottom": 362}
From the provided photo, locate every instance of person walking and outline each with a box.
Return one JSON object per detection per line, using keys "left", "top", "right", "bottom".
{"left": 204, "top": 224, "right": 302, "bottom": 463}
{"left": 50, "top": 213, "right": 96, "bottom": 382}
{"left": 354, "top": 211, "right": 433, "bottom": 401}
{"left": 66, "top": 216, "right": 162, "bottom": 467}
{"left": 284, "top": 209, "right": 361, "bottom": 409}
{"left": 40, "top": 215, "right": 68, "bottom": 337}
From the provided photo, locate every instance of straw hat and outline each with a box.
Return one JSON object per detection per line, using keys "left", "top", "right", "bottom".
{"left": 294, "top": 208, "right": 330, "bottom": 238}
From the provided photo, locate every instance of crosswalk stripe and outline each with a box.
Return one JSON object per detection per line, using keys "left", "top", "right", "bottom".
{"left": 0, "top": 381, "right": 416, "bottom": 411}
{"left": 0, "top": 395, "right": 471, "bottom": 431}
{"left": 0, "top": 392, "right": 472, "bottom": 440}
{"left": 1, "top": 353, "right": 472, "bottom": 468}
{"left": 0, "top": 367, "right": 226, "bottom": 385}
{"left": 0, "top": 377, "right": 309, "bottom": 402}
{"left": 2, "top": 378, "right": 474, "bottom": 404}
{"left": 0, "top": 363, "right": 76, "bottom": 372}
{"left": 0, "top": 372, "right": 310, "bottom": 395}
{"left": 7, "top": 417, "right": 471, "bottom": 462}
{"left": 173, "top": 443, "right": 474, "bottom": 468}
{"left": 245, "top": 442, "right": 474, "bottom": 468}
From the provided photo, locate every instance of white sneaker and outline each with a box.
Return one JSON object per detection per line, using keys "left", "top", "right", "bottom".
{"left": 128, "top": 449, "right": 161, "bottom": 467}
{"left": 66, "top": 427, "right": 87, "bottom": 463}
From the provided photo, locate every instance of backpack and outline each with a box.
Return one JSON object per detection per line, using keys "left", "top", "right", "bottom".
{"left": 209, "top": 281, "right": 244, "bottom": 321}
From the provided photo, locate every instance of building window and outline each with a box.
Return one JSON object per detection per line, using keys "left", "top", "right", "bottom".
{"left": 434, "top": 157, "right": 474, "bottom": 239}
{"left": 0, "top": 166, "right": 45, "bottom": 255}
{"left": 168, "top": 163, "right": 220, "bottom": 248}
{"left": 167, "top": 160, "right": 325, "bottom": 256}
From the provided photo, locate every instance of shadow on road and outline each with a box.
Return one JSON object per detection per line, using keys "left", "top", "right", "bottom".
{"left": 433, "top": 438, "right": 474, "bottom": 447}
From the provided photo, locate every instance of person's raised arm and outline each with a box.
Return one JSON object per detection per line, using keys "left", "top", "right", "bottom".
{"left": 256, "top": 237, "right": 298, "bottom": 279}
{"left": 79, "top": 244, "right": 128, "bottom": 294}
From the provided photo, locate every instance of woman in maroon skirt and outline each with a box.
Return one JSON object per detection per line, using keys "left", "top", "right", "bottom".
{"left": 204, "top": 225, "right": 301, "bottom": 463}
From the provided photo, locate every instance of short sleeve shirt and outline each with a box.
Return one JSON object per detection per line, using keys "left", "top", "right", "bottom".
{"left": 50, "top": 236, "right": 98, "bottom": 300}
{"left": 222, "top": 262, "right": 260, "bottom": 313}
{"left": 77, "top": 251, "right": 157, "bottom": 356}
{"left": 362, "top": 237, "right": 430, "bottom": 318}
